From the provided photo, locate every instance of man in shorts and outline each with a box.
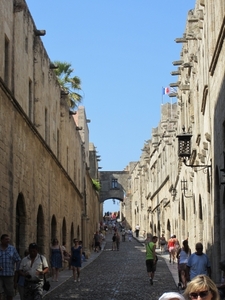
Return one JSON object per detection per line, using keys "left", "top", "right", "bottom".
{"left": 146, "top": 235, "right": 158, "bottom": 285}
{"left": 19, "top": 242, "right": 49, "bottom": 299}
{"left": 0, "top": 233, "right": 21, "bottom": 300}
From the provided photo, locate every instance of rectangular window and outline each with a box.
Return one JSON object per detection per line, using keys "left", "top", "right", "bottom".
{"left": 112, "top": 179, "right": 118, "bottom": 188}
{"left": 4, "top": 35, "right": 9, "bottom": 87}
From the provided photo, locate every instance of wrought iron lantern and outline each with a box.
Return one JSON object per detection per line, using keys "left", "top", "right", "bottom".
{"left": 177, "top": 126, "right": 192, "bottom": 159}
{"left": 176, "top": 126, "right": 211, "bottom": 168}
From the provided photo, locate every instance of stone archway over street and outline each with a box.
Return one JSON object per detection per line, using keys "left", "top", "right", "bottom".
{"left": 99, "top": 171, "right": 129, "bottom": 203}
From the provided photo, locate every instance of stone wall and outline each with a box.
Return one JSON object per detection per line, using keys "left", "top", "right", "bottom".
{"left": 0, "top": 0, "right": 100, "bottom": 261}
{"left": 126, "top": 0, "right": 225, "bottom": 282}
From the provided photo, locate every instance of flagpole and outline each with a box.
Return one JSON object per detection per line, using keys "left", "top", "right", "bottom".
{"left": 162, "top": 87, "right": 163, "bottom": 105}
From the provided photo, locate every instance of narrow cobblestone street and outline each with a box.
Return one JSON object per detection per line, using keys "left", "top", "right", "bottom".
{"left": 43, "top": 233, "right": 179, "bottom": 300}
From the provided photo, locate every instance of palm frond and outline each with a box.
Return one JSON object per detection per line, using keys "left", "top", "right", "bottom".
{"left": 53, "top": 61, "right": 82, "bottom": 107}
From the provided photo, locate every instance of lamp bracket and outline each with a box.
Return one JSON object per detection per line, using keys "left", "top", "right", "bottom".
{"left": 183, "top": 158, "right": 211, "bottom": 168}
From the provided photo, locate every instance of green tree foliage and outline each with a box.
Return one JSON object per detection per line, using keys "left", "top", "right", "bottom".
{"left": 92, "top": 179, "right": 101, "bottom": 191}
{"left": 53, "top": 61, "right": 82, "bottom": 109}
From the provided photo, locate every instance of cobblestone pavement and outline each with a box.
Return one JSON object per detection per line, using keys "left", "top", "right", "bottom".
{"left": 43, "top": 234, "right": 179, "bottom": 300}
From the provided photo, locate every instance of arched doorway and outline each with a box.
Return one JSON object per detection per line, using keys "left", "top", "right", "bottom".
{"left": 51, "top": 215, "right": 57, "bottom": 241}
{"left": 166, "top": 219, "right": 171, "bottom": 241}
{"left": 16, "top": 193, "right": 26, "bottom": 256}
{"left": 198, "top": 195, "right": 203, "bottom": 242}
{"left": 37, "top": 205, "right": 45, "bottom": 254}
{"left": 157, "top": 220, "right": 160, "bottom": 237}
{"left": 62, "top": 217, "right": 67, "bottom": 244}
{"left": 70, "top": 223, "right": 74, "bottom": 249}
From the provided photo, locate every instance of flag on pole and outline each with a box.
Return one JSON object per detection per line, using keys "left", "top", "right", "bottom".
{"left": 162, "top": 87, "right": 170, "bottom": 95}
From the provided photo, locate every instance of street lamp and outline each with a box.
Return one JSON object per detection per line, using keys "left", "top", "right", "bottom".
{"left": 176, "top": 126, "right": 211, "bottom": 168}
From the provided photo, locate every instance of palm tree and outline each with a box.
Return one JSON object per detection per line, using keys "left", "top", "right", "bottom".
{"left": 53, "top": 61, "right": 83, "bottom": 109}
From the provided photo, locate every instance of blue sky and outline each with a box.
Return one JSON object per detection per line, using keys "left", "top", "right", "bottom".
{"left": 26, "top": 0, "right": 195, "bottom": 213}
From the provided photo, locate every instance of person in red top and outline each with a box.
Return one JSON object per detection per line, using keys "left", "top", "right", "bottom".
{"left": 167, "top": 236, "right": 176, "bottom": 263}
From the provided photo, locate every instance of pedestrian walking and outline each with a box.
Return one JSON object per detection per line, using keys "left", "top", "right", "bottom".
{"left": 19, "top": 242, "right": 49, "bottom": 300}
{"left": 135, "top": 224, "right": 140, "bottom": 237}
{"left": 159, "top": 292, "right": 185, "bottom": 300}
{"left": 183, "top": 274, "right": 219, "bottom": 300}
{"left": 127, "top": 229, "right": 133, "bottom": 242}
{"left": 93, "top": 231, "right": 100, "bottom": 252}
{"left": 116, "top": 232, "right": 120, "bottom": 251}
{"left": 121, "top": 229, "right": 126, "bottom": 242}
{"left": 173, "top": 235, "right": 180, "bottom": 257}
{"left": 0, "top": 233, "right": 21, "bottom": 300}
{"left": 159, "top": 234, "right": 167, "bottom": 253}
{"left": 50, "top": 238, "right": 63, "bottom": 282}
{"left": 167, "top": 236, "right": 176, "bottom": 263}
{"left": 176, "top": 239, "right": 191, "bottom": 290}
{"left": 71, "top": 239, "right": 82, "bottom": 282}
{"left": 187, "top": 242, "right": 211, "bottom": 280}
{"left": 146, "top": 235, "right": 158, "bottom": 285}
{"left": 112, "top": 233, "right": 117, "bottom": 251}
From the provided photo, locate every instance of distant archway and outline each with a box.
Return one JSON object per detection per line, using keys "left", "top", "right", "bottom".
{"left": 99, "top": 171, "right": 129, "bottom": 203}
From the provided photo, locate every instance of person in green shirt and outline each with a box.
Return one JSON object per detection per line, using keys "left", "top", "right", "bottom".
{"left": 146, "top": 235, "right": 158, "bottom": 285}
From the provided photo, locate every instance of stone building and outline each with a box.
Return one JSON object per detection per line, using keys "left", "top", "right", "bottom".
{"left": 0, "top": 0, "right": 100, "bottom": 259}
{"left": 123, "top": 0, "right": 225, "bottom": 281}
{"left": 124, "top": 102, "right": 178, "bottom": 238}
